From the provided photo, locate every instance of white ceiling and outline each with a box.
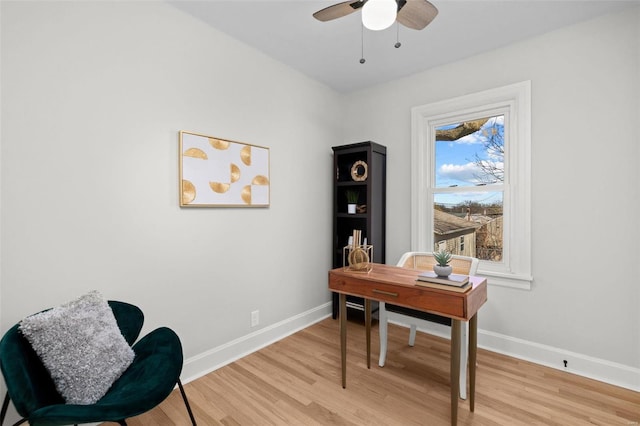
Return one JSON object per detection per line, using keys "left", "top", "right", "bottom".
{"left": 169, "top": 0, "right": 638, "bottom": 93}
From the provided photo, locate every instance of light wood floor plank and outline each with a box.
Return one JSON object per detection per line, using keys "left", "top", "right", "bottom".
{"left": 118, "top": 318, "right": 640, "bottom": 425}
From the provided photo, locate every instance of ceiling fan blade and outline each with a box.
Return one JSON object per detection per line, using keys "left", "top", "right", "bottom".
{"left": 397, "top": 0, "right": 438, "bottom": 30}
{"left": 313, "top": 1, "right": 366, "bottom": 22}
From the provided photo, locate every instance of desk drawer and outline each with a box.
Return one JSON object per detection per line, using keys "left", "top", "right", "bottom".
{"left": 329, "top": 274, "right": 466, "bottom": 319}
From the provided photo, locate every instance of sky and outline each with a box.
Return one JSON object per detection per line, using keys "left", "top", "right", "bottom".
{"left": 433, "top": 116, "right": 504, "bottom": 208}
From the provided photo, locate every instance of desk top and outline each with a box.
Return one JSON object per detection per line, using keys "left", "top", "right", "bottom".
{"left": 329, "top": 263, "right": 487, "bottom": 321}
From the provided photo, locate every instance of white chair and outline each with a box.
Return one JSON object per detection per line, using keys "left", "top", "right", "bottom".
{"left": 378, "top": 251, "right": 479, "bottom": 399}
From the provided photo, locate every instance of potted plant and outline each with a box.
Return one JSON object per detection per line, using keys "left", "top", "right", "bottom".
{"left": 433, "top": 250, "right": 453, "bottom": 276}
{"left": 345, "top": 190, "right": 359, "bottom": 214}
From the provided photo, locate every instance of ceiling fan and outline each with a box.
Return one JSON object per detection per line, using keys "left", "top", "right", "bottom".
{"left": 313, "top": 0, "right": 438, "bottom": 31}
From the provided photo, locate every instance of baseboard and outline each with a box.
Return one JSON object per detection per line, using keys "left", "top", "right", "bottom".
{"left": 478, "top": 329, "right": 640, "bottom": 392}
{"left": 391, "top": 319, "right": 640, "bottom": 392}
{"left": 181, "top": 302, "right": 333, "bottom": 383}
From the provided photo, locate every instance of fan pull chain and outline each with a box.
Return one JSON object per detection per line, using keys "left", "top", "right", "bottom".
{"left": 360, "top": 22, "right": 366, "bottom": 64}
{"left": 395, "top": 22, "right": 401, "bottom": 48}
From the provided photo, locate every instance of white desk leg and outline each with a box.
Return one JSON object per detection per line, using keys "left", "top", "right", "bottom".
{"left": 378, "top": 302, "right": 388, "bottom": 367}
{"left": 459, "top": 321, "right": 468, "bottom": 400}
{"left": 408, "top": 325, "right": 418, "bottom": 347}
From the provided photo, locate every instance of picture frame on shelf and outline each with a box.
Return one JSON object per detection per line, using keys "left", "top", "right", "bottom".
{"left": 350, "top": 160, "right": 368, "bottom": 181}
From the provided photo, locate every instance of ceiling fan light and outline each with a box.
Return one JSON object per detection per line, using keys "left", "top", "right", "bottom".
{"left": 362, "top": 0, "right": 397, "bottom": 31}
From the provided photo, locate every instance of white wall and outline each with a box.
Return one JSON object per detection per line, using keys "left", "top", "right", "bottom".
{"left": 1, "top": 3, "right": 639, "bottom": 418}
{"left": 0, "top": 0, "right": 341, "bottom": 376}
{"left": 342, "top": 8, "right": 640, "bottom": 388}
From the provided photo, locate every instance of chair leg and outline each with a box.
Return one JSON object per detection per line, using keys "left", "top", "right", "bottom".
{"left": 408, "top": 324, "right": 418, "bottom": 346}
{"left": 1, "top": 392, "right": 27, "bottom": 426}
{"left": 459, "top": 321, "right": 469, "bottom": 400}
{"left": 1, "top": 392, "right": 9, "bottom": 425}
{"left": 378, "top": 302, "right": 388, "bottom": 367}
{"left": 177, "top": 379, "right": 197, "bottom": 425}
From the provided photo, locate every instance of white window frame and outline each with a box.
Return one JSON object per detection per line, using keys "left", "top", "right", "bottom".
{"left": 411, "top": 81, "right": 532, "bottom": 289}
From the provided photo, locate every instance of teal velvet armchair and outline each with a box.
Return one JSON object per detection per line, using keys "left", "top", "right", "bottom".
{"left": 0, "top": 301, "right": 196, "bottom": 426}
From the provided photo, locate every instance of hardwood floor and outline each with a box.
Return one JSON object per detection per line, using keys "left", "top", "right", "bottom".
{"left": 122, "top": 318, "right": 640, "bottom": 425}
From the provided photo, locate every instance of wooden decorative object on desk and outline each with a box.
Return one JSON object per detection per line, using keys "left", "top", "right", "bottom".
{"left": 348, "top": 247, "right": 369, "bottom": 270}
{"left": 344, "top": 230, "right": 372, "bottom": 273}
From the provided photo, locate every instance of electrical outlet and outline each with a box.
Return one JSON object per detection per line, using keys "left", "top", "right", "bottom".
{"left": 251, "top": 310, "right": 259, "bottom": 327}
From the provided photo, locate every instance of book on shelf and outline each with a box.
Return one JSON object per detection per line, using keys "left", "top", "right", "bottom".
{"left": 416, "top": 271, "right": 469, "bottom": 287}
{"left": 415, "top": 279, "right": 472, "bottom": 293}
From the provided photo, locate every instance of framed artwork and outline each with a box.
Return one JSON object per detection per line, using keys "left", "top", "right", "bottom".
{"left": 179, "top": 131, "right": 270, "bottom": 207}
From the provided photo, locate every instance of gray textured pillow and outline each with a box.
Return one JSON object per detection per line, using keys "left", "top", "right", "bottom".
{"left": 19, "top": 290, "right": 135, "bottom": 405}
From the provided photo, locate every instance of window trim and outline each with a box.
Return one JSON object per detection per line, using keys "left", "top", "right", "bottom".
{"left": 411, "top": 81, "right": 532, "bottom": 290}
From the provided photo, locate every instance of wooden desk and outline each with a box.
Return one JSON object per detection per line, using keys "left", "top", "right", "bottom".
{"left": 328, "top": 263, "right": 487, "bottom": 426}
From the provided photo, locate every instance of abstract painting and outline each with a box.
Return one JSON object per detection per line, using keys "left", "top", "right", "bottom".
{"left": 179, "top": 131, "right": 270, "bottom": 207}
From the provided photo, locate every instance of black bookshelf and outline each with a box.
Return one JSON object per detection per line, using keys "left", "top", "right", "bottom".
{"left": 331, "top": 142, "right": 386, "bottom": 318}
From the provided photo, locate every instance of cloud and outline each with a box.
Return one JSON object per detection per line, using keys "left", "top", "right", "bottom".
{"left": 456, "top": 133, "right": 484, "bottom": 145}
{"left": 439, "top": 162, "right": 482, "bottom": 184}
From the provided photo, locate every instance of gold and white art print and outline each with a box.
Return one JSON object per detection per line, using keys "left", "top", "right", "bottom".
{"left": 179, "top": 131, "right": 270, "bottom": 207}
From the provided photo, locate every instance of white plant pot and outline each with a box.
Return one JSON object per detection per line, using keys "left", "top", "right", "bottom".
{"left": 433, "top": 265, "right": 452, "bottom": 277}
{"left": 347, "top": 204, "right": 357, "bottom": 214}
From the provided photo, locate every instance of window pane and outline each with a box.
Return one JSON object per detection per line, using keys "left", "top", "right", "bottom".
{"left": 433, "top": 192, "right": 503, "bottom": 262}
{"left": 435, "top": 116, "right": 504, "bottom": 188}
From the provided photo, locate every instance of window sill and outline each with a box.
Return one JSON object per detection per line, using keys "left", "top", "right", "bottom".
{"left": 477, "top": 270, "right": 532, "bottom": 290}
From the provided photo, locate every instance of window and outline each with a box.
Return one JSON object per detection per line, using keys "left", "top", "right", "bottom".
{"left": 434, "top": 115, "right": 504, "bottom": 261}
{"left": 411, "top": 81, "right": 532, "bottom": 289}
